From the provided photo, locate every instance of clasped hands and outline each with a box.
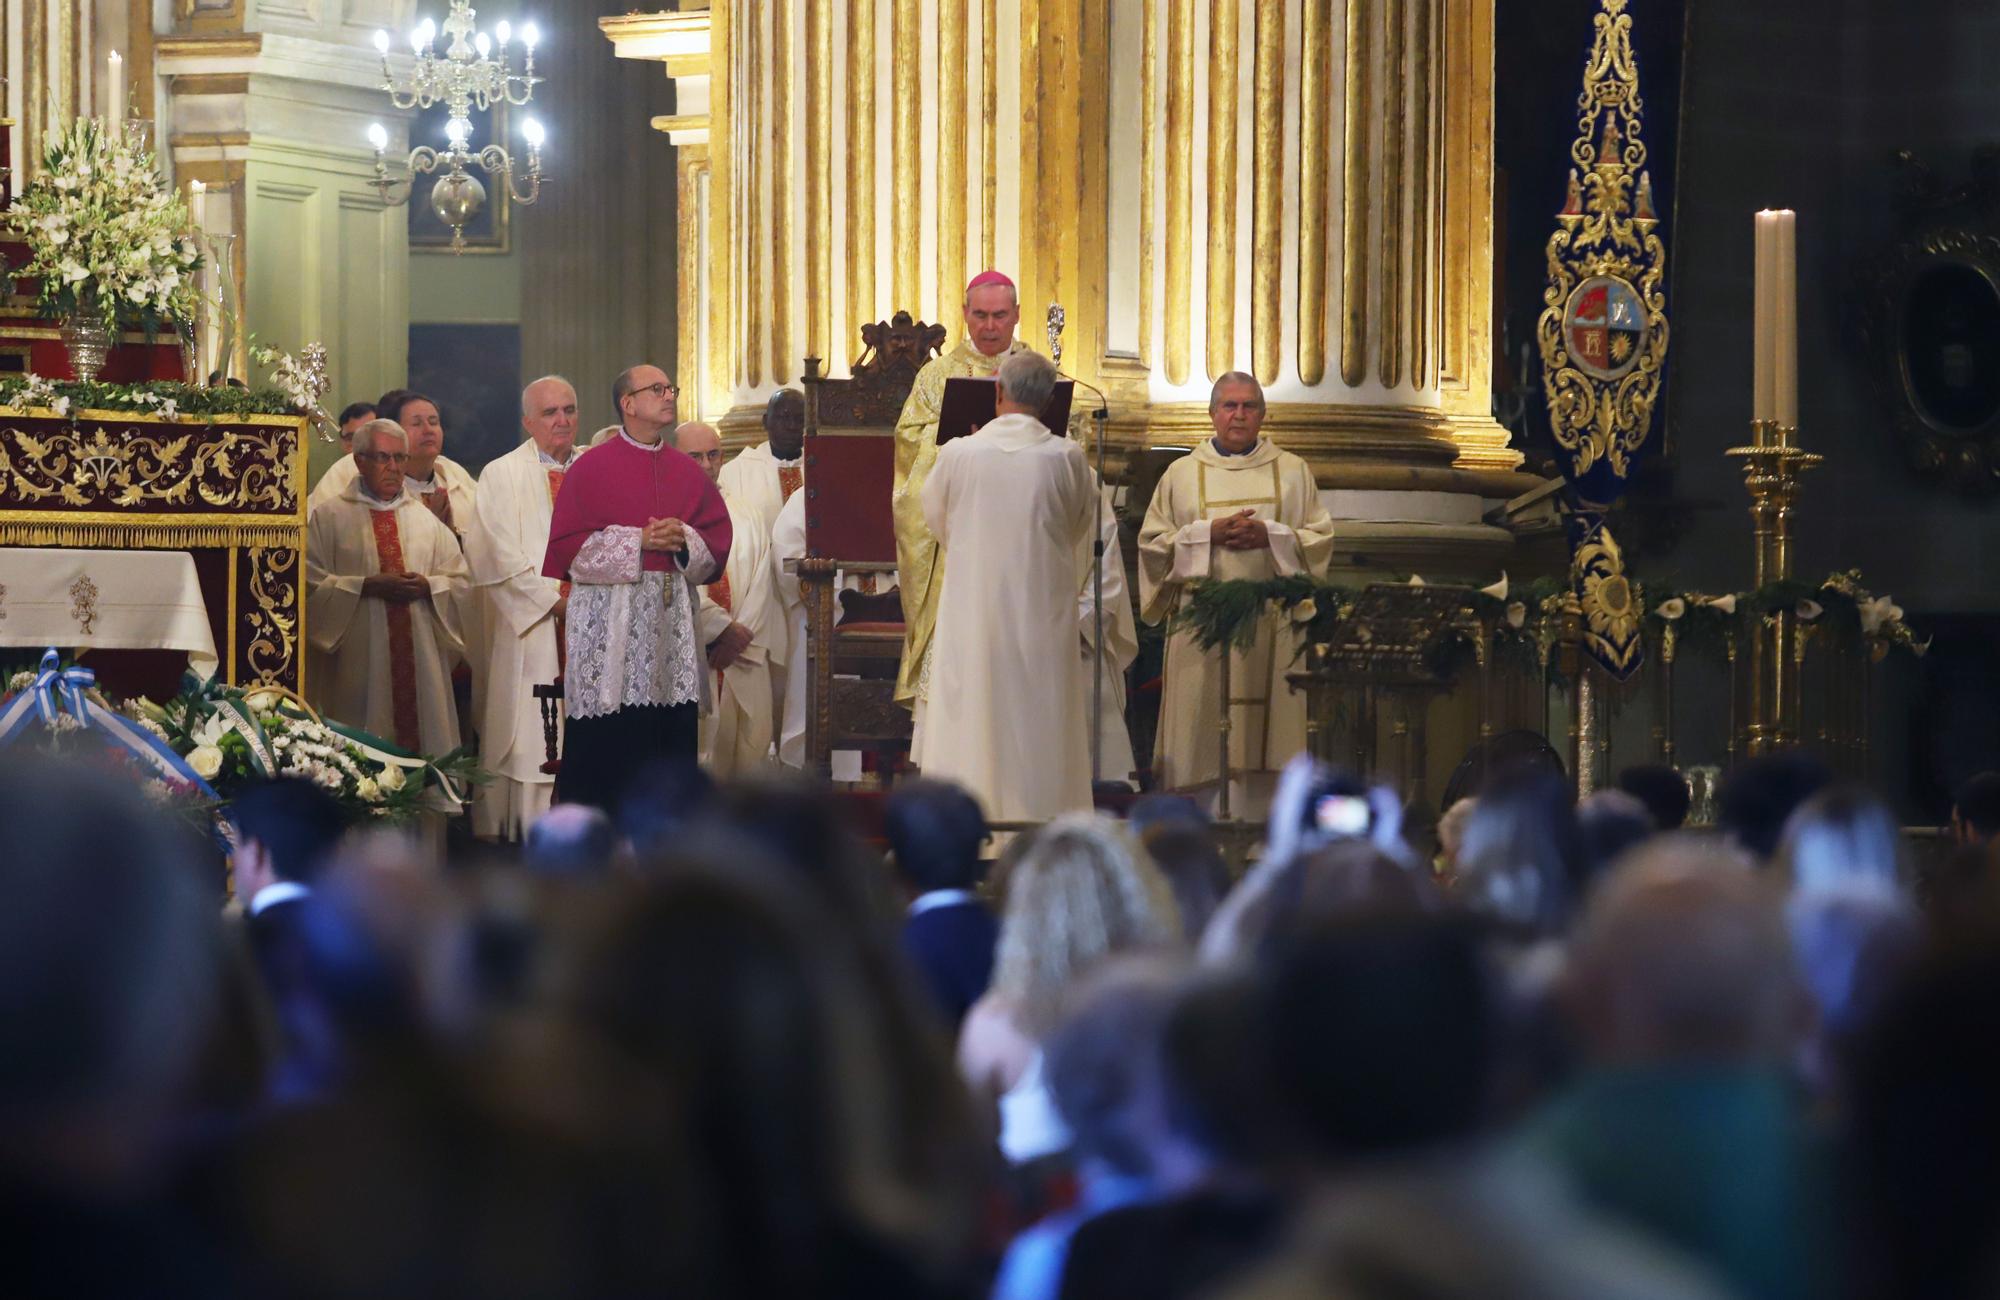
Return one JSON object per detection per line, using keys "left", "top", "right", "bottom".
{"left": 1209, "top": 508, "right": 1271, "bottom": 551}
{"left": 708, "top": 621, "right": 754, "bottom": 670}
{"left": 362, "top": 572, "right": 431, "bottom": 604}
{"left": 641, "top": 516, "right": 688, "bottom": 554}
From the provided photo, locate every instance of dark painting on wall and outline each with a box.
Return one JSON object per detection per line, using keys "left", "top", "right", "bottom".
{"left": 408, "top": 324, "right": 521, "bottom": 477}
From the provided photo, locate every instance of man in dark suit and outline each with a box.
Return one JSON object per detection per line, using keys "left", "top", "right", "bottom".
{"left": 228, "top": 777, "right": 350, "bottom": 1103}
{"left": 886, "top": 779, "right": 998, "bottom": 1029}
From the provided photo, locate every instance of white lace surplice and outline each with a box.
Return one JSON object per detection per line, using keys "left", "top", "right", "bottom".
{"left": 564, "top": 523, "right": 717, "bottom": 719}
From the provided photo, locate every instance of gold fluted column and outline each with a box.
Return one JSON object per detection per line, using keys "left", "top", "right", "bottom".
{"left": 937, "top": 0, "right": 968, "bottom": 318}
{"left": 981, "top": 0, "right": 997, "bottom": 270}
{"left": 1298, "top": 0, "right": 1333, "bottom": 385}
{"left": 745, "top": 0, "right": 764, "bottom": 388}
{"left": 772, "top": 0, "right": 796, "bottom": 382}
{"left": 1410, "top": 0, "right": 1436, "bottom": 389}
{"left": 805, "top": 0, "right": 833, "bottom": 364}
{"left": 709, "top": 0, "right": 734, "bottom": 417}
{"left": 1250, "top": 0, "right": 1284, "bottom": 386}
{"left": 1378, "top": 0, "right": 1405, "bottom": 389}
{"left": 1340, "top": 0, "right": 1373, "bottom": 388}
{"left": 845, "top": 0, "right": 876, "bottom": 348}
{"left": 1205, "top": 0, "right": 1240, "bottom": 382}
{"left": 1164, "top": 0, "right": 1196, "bottom": 386}
{"left": 1139, "top": 0, "right": 1160, "bottom": 368}
{"left": 893, "top": 0, "right": 922, "bottom": 315}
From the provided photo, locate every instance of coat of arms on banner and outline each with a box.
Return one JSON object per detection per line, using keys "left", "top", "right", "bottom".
{"left": 1536, "top": 0, "right": 1670, "bottom": 680}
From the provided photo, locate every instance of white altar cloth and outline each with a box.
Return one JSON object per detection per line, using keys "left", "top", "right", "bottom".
{"left": 0, "top": 547, "right": 218, "bottom": 677}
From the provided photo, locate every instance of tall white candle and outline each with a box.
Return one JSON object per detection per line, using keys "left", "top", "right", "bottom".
{"left": 1753, "top": 211, "right": 1777, "bottom": 423}
{"left": 106, "top": 50, "right": 124, "bottom": 121}
{"left": 1774, "top": 209, "right": 1799, "bottom": 429}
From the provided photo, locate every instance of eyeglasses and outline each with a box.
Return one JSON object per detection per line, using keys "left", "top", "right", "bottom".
{"left": 356, "top": 451, "right": 410, "bottom": 465}
{"left": 631, "top": 383, "right": 679, "bottom": 402}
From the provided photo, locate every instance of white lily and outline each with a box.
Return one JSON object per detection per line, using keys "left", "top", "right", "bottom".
{"left": 1655, "top": 597, "right": 1687, "bottom": 620}
{"left": 1796, "top": 599, "right": 1824, "bottom": 622}
{"left": 1506, "top": 601, "right": 1527, "bottom": 630}
{"left": 1408, "top": 574, "right": 1426, "bottom": 587}
{"left": 1698, "top": 593, "right": 1738, "bottom": 615}
{"left": 1859, "top": 594, "right": 1902, "bottom": 636}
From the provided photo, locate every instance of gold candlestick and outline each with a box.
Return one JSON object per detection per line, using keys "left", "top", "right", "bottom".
{"left": 1725, "top": 419, "right": 1821, "bottom": 756}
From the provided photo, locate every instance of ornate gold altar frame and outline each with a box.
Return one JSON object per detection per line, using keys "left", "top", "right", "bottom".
{"left": 0, "top": 406, "right": 309, "bottom": 691}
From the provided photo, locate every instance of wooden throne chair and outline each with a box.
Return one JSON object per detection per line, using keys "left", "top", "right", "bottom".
{"left": 797, "top": 311, "right": 946, "bottom": 777}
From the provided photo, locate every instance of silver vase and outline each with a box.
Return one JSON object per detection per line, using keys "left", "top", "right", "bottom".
{"left": 60, "top": 314, "right": 113, "bottom": 384}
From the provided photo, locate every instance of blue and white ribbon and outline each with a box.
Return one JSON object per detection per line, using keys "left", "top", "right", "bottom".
{"left": 0, "top": 648, "right": 219, "bottom": 799}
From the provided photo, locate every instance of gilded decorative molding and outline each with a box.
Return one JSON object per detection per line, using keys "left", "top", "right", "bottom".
{"left": 1251, "top": 0, "right": 1285, "bottom": 385}
{"left": 1298, "top": 0, "right": 1333, "bottom": 386}
{"left": 1340, "top": 0, "right": 1373, "bottom": 388}
{"left": 806, "top": 0, "right": 833, "bottom": 363}
{"left": 846, "top": 0, "right": 877, "bottom": 349}
{"left": 1379, "top": 0, "right": 1406, "bottom": 390}
{"left": 893, "top": 0, "right": 922, "bottom": 316}
{"left": 771, "top": 0, "right": 795, "bottom": 383}
{"left": 1139, "top": 0, "right": 1160, "bottom": 369}
{"left": 1164, "top": 0, "right": 1195, "bottom": 385}
{"left": 938, "top": 0, "right": 968, "bottom": 327}
{"left": 0, "top": 419, "right": 298, "bottom": 516}
{"left": 1206, "top": 0, "right": 1241, "bottom": 381}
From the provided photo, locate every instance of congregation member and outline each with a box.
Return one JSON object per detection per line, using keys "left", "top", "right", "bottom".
{"left": 305, "top": 418, "right": 471, "bottom": 755}
{"left": 678, "top": 420, "right": 782, "bottom": 778}
{"left": 885, "top": 779, "right": 999, "bottom": 1028}
{"left": 541, "top": 364, "right": 731, "bottom": 806}
{"left": 717, "top": 387, "right": 806, "bottom": 537}
{"left": 916, "top": 351, "right": 1098, "bottom": 823}
{"left": 1138, "top": 372, "right": 1335, "bottom": 816}
{"left": 464, "top": 376, "right": 582, "bottom": 838}
{"left": 303, "top": 401, "right": 381, "bottom": 515}
{"left": 1949, "top": 769, "right": 2000, "bottom": 848}
{"left": 892, "top": 269, "right": 1033, "bottom": 713}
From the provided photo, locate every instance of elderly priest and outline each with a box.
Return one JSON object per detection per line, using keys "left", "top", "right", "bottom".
{"left": 541, "top": 364, "right": 733, "bottom": 806}
{"left": 1138, "top": 372, "right": 1335, "bottom": 816}
{"left": 915, "top": 351, "right": 1098, "bottom": 823}
{"left": 892, "top": 269, "right": 1032, "bottom": 713}
{"left": 464, "top": 376, "right": 582, "bottom": 839}
{"left": 306, "top": 418, "right": 472, "bottom": 755}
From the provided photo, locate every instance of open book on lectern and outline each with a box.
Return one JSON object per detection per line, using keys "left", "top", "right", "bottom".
{"left": 937, "top": 376, "right": 1076, "bottom": 444}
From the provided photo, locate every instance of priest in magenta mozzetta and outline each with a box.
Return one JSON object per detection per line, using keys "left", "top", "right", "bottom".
{"left": 541, "top": 364, "right": 732, "bottom": 808}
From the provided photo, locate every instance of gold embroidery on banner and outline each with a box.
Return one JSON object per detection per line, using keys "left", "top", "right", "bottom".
{"left": 244, "top": 547, "right": 299, "bottom": 687}
{"left": 0, "top": 422, "right": 298, "bottom": 514}
{"left": 68, "top": 574, "right": 99, "bottom": 636}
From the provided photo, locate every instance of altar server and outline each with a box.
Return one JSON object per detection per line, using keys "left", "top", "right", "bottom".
{"left": 916, "top": 351, "right": 1097, "bottom": 823}
{"left": 1138, "top": 372, "right": 1336, "bottom": 816}
{"left": 718, "top": 388, "right": 807, "bottom": 538}
{"left": 464, "top": 376, "right": 582, "bottom": 839}
{"left": 678, "top": 422, "right": 782, "bottom": 777}
{"left": 305, "top": 419, "right": 471, "bottom": 756}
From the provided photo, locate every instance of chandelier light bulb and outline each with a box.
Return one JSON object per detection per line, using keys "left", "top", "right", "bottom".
{"left": 522, "top": 116, "right": 545, "bottom": 147}
{"left": 417, "top": 17, "right": 437, "bottom": 47}
{"left": 475, "top": 32, "right": 491, "bottom": 57}
{"left": 446, "top": 116, "right": 471, "bottom": 147}
{"left": 522, "top": 21, "right": 540, "bottom": 49}
{"left": 372, "top": 28, "right": 391, "bottom": 53}
{"left": 408, "top": 25, "right": 425, "bottom": 53}
{"left": 496, "top": 19, "right": 511, "bottom": 45}
{"left": 367, "top": 122, "right": 389, "bottom": 152}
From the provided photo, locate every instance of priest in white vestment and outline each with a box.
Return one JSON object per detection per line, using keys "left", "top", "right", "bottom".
{"left": 717, "top": 389, "right": 806, "bottom": 538}
{"left": 1080, "top": 484, "right": 1140, "bottom": 785}
{"left": 770, "top": 489, "right": 810, "bottom": 769}
{"left": 915, "top": 352, "right": 1097, "bottom": 823}
{"left": 308, "top": 389, "right": 478, "bottom": 541}
{"left": 680, "top": 422, "right": 783, "bottom": 778}
{"left": 464, "top": 376, "right": 582, "bottom": 839}
{"left": 1138, "top": 372, "right": 1336, "bottom": 816}
{"left": 305, "top": 419, "right": 471, "bottom": 756}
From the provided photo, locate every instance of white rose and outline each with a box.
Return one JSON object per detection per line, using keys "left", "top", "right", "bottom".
{"left": 1290, "top": 598, "right": 1319, "bottom": 624}
{"left": 245, "top": 689, "right": 280, "bottom": 715}
{"left": 187, "top": 745, "right": 224, "bottom": 779}
{"left": 356, "top": 777, "right": 383, "bottom": 803}
{"left": 377, "top": 764, "right": 407, "bottom": 793}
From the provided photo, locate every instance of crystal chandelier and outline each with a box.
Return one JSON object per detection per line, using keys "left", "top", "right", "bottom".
{"left": 367, "top": 1, "right": 546, "bottom": 254}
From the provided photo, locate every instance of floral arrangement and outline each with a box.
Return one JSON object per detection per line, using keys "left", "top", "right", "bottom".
{"left": 3, "top": 117, "right": 202, "bottom": 333}
{"left": 250, "top": 342, "right": 336, "bottom": 441}
{"left": 0, "top": 373, "right": 303, "bottom": 420}
{"left": 1177, "top": 569, "right": 1929, "bottom": 672}
{"left": 0, "top": 663, "right": 483, "bottom": 826}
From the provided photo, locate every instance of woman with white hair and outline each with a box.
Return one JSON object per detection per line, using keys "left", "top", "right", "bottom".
{"left": 959, "top": 813, "right": 1180, "bottom": 1164}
